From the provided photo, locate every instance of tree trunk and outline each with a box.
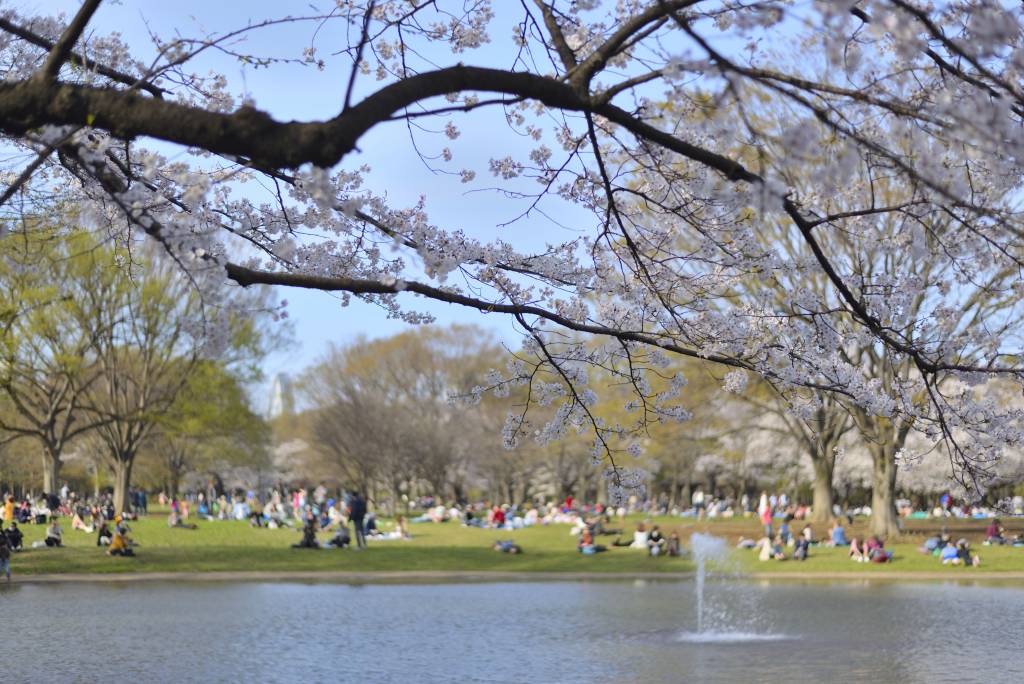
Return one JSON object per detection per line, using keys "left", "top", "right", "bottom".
{"left": 669, "top": 468, "right": 680, "bottom": 508}
{"left": 113, "top": 458, "right": 134, "bottom": 514}
{"left": 869, "top": 446, "right": 900, "bottom": 538}
{"left": 810, "top": 449, "right": 835, "bottom": 524}
{"left": 169, "top": 471, "right": 181, "bottom": 498}
{"left": 41, "top": 447, "right": 60, "bottom": 495}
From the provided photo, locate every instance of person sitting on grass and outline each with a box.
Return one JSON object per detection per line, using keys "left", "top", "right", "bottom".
{"left": 770, "top": 534, "right": 788, "bottom": 560}
{"left": 96, "top": 521, "right": 113, "bottom": 546}
{"left": 956, "top": 539, "right": 981, "bottom": 567}
{"left": 919, "top": 534, "right": 944, "bottom": 555}
{"left": 647, "top": 525, "right": 667, "bottom": 557}
{"left": 115, "top": 516, "right": 131, "bottom": 535}
{"left": 377, "top": 516, "right": 412, "bottom": 541}
{"left": 577, "top": 528, "right": 605, "bottom": 554}
{"left": 588, "top": 513, "right": 622, "bottom": 537}
{"left": 756, "top": 535, "right": 787, "bottom": 561}
{"left": 756, "top": 537, "right": 772, "bottom": 561}
{"left": 828, "top": 520, "right": 849, "bottom": 547}
{"left": 364, "top": 512, "right": 382, "bottom": 538}
{"left": 849, "top": 538, "right": 868, "bottom": 562}
{"left": 793, "top": 536, "right": 810, "bottom": 561}
{"left": 292, "top": 514, "right": 320, "bottom": 549}
{"left": 5, "top": 522, "right": 23, "bottom": 551}
{"left": 325, "top": 525, "right": 351, "bottom": 549}
{"left": 940, "top": 539, "right": 960, "bottom": 564}
{"left": 16, "top": 500, "right": 31, "bottom": 524}
{"left": 778, "top": 515, "right": 792, "bottom": 546}
{"left": 44, "top": 519, "right": 63, "bottom": 547}
{"left": 489, "top": 505, "right": 506, "bottom": 528}
{"left": 866, "top": 536, "right": 892, "bottom": 563}
{"left": 630, "top": 522, "right": 649, "bottom": 549}
{"left": 107, "top": 527, "right": 135, "bottom": 557}
{"left": 985, "top": 519, "right": 1006, "bottom": 545}
{"left": 395, "top": 516, "right": 411, "bottom": 540}
{"left": 667, "top": 532, "right": 683, "bottom": 557}
{"left": 71, "top": 508, "right": 94, "bottom": 534}
{"left": 492, "top": 539, "right": 522, "bottom": 554}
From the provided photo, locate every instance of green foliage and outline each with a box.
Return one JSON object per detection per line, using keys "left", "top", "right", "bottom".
{"left": 0, "top": 220, "right": 276, "bottom": 501}
{"left": 141, "top": 360, "right": 272, "bottom": 491}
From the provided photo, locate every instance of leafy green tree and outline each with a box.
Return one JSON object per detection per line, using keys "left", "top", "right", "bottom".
{"left": 0, "top": 228, "right": 114, "bottom": 493}
{"left": 143, "top": 360, "right": 270, "bottom": 497}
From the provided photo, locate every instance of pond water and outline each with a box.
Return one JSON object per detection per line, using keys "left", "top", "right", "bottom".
{"left": 2, "top": 579, "right": 1022, "bottom": 683}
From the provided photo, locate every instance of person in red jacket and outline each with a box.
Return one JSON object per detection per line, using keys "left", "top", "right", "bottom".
{"left": 491, "top": 505, "right": 506, "bottom": 528}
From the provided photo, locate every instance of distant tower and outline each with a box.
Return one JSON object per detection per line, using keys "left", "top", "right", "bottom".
{"left": 266, "top": 373, "right": 295, "bottom": 419}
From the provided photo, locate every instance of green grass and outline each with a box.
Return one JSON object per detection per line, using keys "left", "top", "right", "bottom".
{"left": 5, "top": 515, "right": 691, "bottom": 576}
{"left": 6, "top": 512, "right": 1024, "bottom": 577}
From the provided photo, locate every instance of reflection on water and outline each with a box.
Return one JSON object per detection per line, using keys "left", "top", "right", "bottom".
{"left": 676, "top": 630, "right": 791, "bottom": 643}
{"left": 1, "top": 579, "right": 1023, "bottom": 683}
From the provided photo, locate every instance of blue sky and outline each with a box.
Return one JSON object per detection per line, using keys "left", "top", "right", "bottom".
{"left": 23, "top": 0, "right": 597, "bottom": 380}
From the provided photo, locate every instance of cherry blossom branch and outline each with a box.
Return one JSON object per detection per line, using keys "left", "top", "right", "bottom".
{"left": 37, "top": 0, "right": 103, "bottom": 83}
{"left": 0, "top": 16, "right": 166, "bottom": 97}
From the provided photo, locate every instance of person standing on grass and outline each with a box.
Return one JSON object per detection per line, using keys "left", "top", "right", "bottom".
{"left": 0, "top": 531, "right": 10, "bottom": 582}
{"left": 692, "top": 489, "right": 706, "bottom": 520}
{"left": 347, "top": 491, "right": 367, "bottom": 550}
{"left": 3, "top": 495, "right": 14, "bottom": 525}
{"left": 760, "top": 505, "right": 773, "bottom": 539}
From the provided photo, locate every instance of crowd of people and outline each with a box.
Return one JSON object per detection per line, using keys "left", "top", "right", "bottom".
{"left": 679, "top": 489, "right": 1024, "bottom": 525}
{"left": 0, "top": 485, "right": 140, "bottom": 579}
{"left": 3, "top": 480, "right": 1022, "bottom": 581}
{"left": 274, "top": 490, "right": 415, "bottom": 550}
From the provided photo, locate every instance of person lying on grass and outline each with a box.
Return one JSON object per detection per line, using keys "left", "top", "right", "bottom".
{"left": 167, "top": 510, "right": 198, "bottom": 530}
{"left": 492, "top": 540, "right": 522, "bottom": 554}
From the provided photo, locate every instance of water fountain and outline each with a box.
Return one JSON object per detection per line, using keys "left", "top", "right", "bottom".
{"left": 678, "top": 532, "right": 789, "bottom": 643}
{"left": 689, "top": 532, "right": 729, "bottom": 634}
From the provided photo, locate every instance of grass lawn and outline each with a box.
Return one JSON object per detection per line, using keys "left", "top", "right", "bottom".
{"left": 6, "top": 512, "right": 1024, "bottom": 578}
